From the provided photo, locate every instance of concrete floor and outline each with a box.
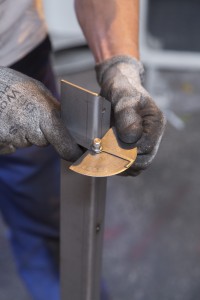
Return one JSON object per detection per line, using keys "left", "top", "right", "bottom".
{"left": 0, "top": 62, "right": 200, "bottom": 300}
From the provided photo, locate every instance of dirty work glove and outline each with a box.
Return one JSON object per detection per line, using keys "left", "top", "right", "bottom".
{"left": 0, "top": 67, "right": 82, "bottom": 161}
{"left": 96, "top": 56, "right": 166, "bottom": 176}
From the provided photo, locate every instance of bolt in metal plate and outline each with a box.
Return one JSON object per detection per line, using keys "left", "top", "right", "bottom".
{"left": 70, "top": 127, "right": 137, "bottom": 177}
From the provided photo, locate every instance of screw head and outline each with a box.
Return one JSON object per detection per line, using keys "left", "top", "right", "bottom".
{"left": 92, "top": 138, "right": 102, "bottom": 153}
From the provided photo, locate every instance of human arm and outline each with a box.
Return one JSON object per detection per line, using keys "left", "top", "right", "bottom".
{"left": 75, "top": 0, "right": 139, "bottom": 62}
{"left": 75, "top": 0, "right": 166, "bottom": 175}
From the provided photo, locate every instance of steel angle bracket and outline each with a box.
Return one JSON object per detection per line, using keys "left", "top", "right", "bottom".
{"left": 61, "top": 80, "right": 111, "bottom": 149}
{"left": 61, "top": 80, "right": 137, "bottom": 177}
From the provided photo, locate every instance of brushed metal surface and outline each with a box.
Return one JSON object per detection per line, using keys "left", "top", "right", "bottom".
{"left": 61, "top": 161, "right": 106, "bottom": 300}
{"left": 61, "top": 80, "right": 111, "bottom": 149}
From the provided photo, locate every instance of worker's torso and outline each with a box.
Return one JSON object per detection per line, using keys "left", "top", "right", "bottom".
{"left": 0, "top": 0, "right": 47, "bottom": 66}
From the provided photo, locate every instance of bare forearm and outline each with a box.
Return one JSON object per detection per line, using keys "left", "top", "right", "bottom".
{"left": 75, "top": 0, "right": 139, "bottom": 63}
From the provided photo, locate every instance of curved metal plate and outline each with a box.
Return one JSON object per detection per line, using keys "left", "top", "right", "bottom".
{"left": 70, "top": 128, "right": 137, "bottom": 177}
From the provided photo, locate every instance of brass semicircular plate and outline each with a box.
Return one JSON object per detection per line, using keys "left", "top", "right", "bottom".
{"left": 70, "top": 127, "right": 137, "bottom": 177}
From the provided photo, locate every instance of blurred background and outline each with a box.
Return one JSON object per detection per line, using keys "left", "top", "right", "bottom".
{"left": 1, "top": 0, "right": 200, "bottom": 299}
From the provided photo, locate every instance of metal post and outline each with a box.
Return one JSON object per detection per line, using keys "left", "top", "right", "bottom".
{"left": 60, "top": 80, "right": 136, "bottom": 300}
{"left": 61, "top": 160, "right": 107, "bottom": 300}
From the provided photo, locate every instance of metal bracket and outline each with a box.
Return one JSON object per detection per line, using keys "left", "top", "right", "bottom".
{"left": 61, "top": 80, "right": 137, "bottom": 177}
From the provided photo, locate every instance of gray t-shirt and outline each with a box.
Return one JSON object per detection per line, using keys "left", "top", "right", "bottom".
{"left": 0, "top": 0, "right": 47, "bottom": 66}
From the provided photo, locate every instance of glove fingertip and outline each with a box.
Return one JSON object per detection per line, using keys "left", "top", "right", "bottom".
{"left": 117, "top": 126, "right": 143, "bottom": 144}
{"left": 59, "top": 144, "right": 83, "bottom": 162}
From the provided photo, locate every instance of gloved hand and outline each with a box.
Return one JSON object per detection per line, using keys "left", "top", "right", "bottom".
{"left": 0, "top": 67, "right": 82, "bottom": 161}
{"left": 96, "top": 56, "right": 166, "bottom": 176}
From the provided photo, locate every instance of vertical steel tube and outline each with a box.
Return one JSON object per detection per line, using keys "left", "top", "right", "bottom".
{"left": 61, "top": 160, "right": 107, "bottom": 300}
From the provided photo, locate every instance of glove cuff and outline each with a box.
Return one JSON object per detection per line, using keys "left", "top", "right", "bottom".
{"left": 95, "top": 55, "right": 144, "bottom": 85}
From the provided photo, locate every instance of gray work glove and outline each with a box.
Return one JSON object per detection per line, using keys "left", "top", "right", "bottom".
{"left": 0, "top": 67, "right": 82, "bottom": 161}
{"left": 96, "top": 56, "right": 166, "bottom": 176}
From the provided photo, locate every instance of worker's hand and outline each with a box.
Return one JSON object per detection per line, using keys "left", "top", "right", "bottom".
{"left": 96, "top": 56, "right": 166, "bottom": 176}
{"left": 0, "top": 67, "right": 82, "bottom": 161}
